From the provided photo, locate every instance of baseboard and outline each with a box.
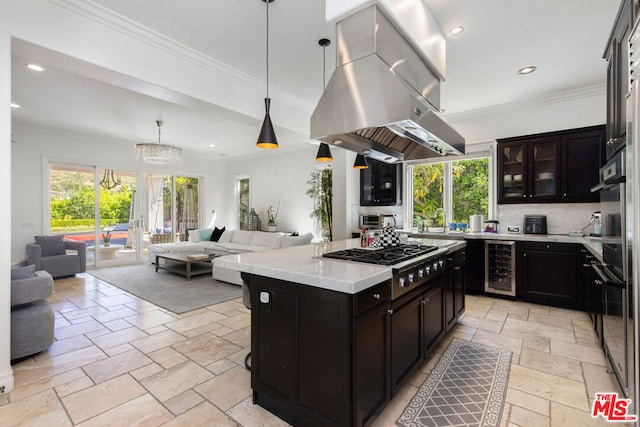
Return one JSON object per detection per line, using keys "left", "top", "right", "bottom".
{"left": 0, "top": 371, "right": 14, "bottom": 395}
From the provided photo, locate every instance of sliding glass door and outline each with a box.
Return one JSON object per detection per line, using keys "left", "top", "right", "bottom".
{"left": 142, "top": 174, "right": 200, "bottom": 244}
{"left": 50, "top": 163, "right": 202, "bottom": 268}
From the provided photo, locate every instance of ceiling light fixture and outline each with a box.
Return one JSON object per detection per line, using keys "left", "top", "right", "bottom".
{"left": 517, "top": 66, "right": 537, "bottom": 75}
{"left": 10, "top": 103, "right": 20, "bottom": 109}
{"left": 100, "top": 169, "right": 121, "bottom": 190}
{"left": 135, "top": 120, "right": 182, "bottom": 164}
{"left": 449, "top": 26, "right": 464, "bottom": 36}
{"left": 26, "top": 63, "right": 45, "bottom": 72}
{"left": 315, "top": 38, "right": 333, "bottom": 162}
{"left": 256, "top": 0, "right": 278, "bottom": 149}
{"left": 353, "top": 153, "right": 369, "bottom": 169}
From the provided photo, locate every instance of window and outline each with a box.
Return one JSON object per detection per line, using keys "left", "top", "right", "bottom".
{"left": 410, "top": 155, "right": 490, "bottom": 230}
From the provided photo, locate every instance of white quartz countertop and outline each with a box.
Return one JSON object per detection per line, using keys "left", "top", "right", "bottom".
{"left": 213, "top": 238, "right": 465, "bottom": 294}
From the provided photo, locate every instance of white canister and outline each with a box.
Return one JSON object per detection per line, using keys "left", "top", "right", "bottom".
{"left": 470, "top": 214, "right": 484, "bottom": 232}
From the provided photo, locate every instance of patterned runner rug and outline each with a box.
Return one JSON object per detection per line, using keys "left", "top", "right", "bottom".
{"left": 397, "top": 338, "right": 512, "bottom": 427}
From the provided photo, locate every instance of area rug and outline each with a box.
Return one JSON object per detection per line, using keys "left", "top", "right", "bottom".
{"left": 396, "top": 338, "right": 512, "bottom": 427}
{"left": 87, "top": 264, "right": 242, "bottom": 314}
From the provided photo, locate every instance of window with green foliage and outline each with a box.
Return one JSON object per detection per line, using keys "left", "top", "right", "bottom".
{"left": 451, "top": 158, "right": 489, "bottom": 222}
{"left": 412, "top": 163, "right": 444, "bottom": 228}
{"left": 412, "top": 157, "right": 489, "bottom": 229}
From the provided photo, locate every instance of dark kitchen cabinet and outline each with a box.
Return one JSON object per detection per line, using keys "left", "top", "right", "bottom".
{"left": 561, "top": 127, "right": 606, "bottom": 202}
{"left": 517, "top": 242, "right": 578, "bottom": 309}
{"left": 605, "top": 0, "right": 633, "bottom": 158}
{"left": 497, "top": 136, "right": 560, "bottom": 203}
{"left": 497, "top": 125, "right": 605, "bottom": 204}
{"left": 445, "top": 248, "right": 465, "bottom": 332}
{"left": 579, "top": 246, "right": 603, "bottom": 343}
{"left": 245, "top": 273, "right": 391, "bottom": 427}
{"left": 360, "top": 158, "right": 402, "bottom": 206}
{"left": 464, "top": 239, "right": 485, "bottom": 294}
{"left": 390, "top": 273, "right": 452, "bottom": 394}
{"left": 354, "top": 296, "right": 390, "bottom": 427}
{"left": 423, "top": 281, "right": 445, "bottom": 355}
{"left": 390, "top": 290, "right": 424, "bottom": 394}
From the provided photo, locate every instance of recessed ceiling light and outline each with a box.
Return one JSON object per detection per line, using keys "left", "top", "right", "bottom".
{"left": 26, "top": 63, "right": 45, "bottom": 72}
{"left": 449, "top": 26, "right": 464, "bottom": 36}
{"left": 208, "top": 144, "right": 215, "bottom": 148}
{"left": 517, "top": 66, "right": 537, "bottom": 75}
{"left": 10, "top": 103, "right": 20, "bottom": 109}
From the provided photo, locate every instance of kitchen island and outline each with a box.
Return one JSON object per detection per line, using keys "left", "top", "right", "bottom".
{"left": 214, "top": 238, "right": 466, "bottom": 427}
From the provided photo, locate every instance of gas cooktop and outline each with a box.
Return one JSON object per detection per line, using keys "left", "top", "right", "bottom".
{"left": 322, "top": 244, "right": 438, "bottom": 266}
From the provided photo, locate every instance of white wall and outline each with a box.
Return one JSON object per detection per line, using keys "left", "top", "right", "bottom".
{"left": 10, "top": 121, "right": 228, "bottom": 263}
{"left": 226, "top": 145, "right": 337, "bottom": 237}
{"left": 0, "top": 29, "right": 14, "bottom": 396}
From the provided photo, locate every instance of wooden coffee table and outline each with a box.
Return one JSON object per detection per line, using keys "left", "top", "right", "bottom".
{"left": 155, "top": 252, "right": 216, "bottom": 280}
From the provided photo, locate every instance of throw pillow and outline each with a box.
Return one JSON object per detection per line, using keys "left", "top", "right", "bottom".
{"left": 188, "top": 229, "right": 202, "bottom": 243}
{"left": 35, "top": 235, "right": 66, "bottom": 256}
{"left": 210, "top": 226, "right": 226, "bottom": 242}
{"left": 199, "top": 228, "right": 213, "bottom": 241}
{"left": 11, "top": 264, "right": 36, "bottom": 280}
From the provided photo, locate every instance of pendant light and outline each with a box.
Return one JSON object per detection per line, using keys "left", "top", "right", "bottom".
{"left": 315, "top": 38, "right": 333, "bottom": 162}
{"left": 353, "top": 153, "right": 369, "bottom": 169}
{"left": 256, "top": 0, "right": 278, "bottom": 149}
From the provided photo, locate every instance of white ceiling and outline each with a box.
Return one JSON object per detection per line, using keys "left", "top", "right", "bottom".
{"left": 10, "top": 0, "right": 622, "bottom": 160}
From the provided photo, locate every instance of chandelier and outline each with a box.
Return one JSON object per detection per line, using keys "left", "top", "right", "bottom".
{"left": 100, "top": 169, "right": 121, "bottom": 190}
{"left": 135, "top": 120, "right": 182, "bottom": 164}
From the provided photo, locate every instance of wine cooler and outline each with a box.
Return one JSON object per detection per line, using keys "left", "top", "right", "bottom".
{"left": 485, "top": 240, "right": 516, "bottom": 296}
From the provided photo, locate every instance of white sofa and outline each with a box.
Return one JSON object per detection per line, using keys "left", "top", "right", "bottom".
{"left": 146, "top": 229, "right": 313, "bottom": 285}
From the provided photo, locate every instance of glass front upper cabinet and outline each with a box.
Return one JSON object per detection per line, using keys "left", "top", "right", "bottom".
{"left": 499, "top": 142, "right": 526, "bottom": 201}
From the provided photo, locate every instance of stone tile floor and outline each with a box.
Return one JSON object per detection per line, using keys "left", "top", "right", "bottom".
{"left": 0, "top": 274, "right": 623, "bottom": 426}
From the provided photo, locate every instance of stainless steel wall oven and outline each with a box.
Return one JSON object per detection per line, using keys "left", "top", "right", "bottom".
{"left": 592, "top": 148, "right": 634, "bottom": 402}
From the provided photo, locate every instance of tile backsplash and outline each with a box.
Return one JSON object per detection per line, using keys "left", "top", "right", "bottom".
{"left": 497, "top": 202, "right": 600, "bottom": 235}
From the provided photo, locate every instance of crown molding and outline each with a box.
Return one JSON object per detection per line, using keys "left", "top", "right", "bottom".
{"left": 444, "top": 84, "right": 606, "bottom": 123}
{"left": 46, "top": 0, "right": 313, "bottom": 113}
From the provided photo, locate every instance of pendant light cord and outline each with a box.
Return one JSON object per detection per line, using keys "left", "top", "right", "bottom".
{"left": 266, "top": 0, "right": 270, "bottom": 99}
{"left": 322, "top": 43, "right": 326, "bottom": 90}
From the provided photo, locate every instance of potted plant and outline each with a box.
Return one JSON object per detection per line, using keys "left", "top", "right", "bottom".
{"left": 267, "top": 201, "right": 279, "bottom": 232}
{"left": 102, "top": 230, "right": 111, "bottom": 247}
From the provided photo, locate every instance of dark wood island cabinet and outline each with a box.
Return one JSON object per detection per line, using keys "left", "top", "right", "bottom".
{"left": 240, "top": 245, "right": 466, "bottom": 427}
{"left": 243, "top": 273, "right": 391, "bottom": 427}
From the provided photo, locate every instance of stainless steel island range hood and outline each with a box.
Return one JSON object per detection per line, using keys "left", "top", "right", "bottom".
{"left": 310, "top": 5, "right": 465, "bottom": 163}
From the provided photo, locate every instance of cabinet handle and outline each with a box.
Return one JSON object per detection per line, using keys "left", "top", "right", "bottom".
{"left": 546, "top": 244, "right": 550, "bottom": 249}
{"left": 425, "top": 297, "right": 430, "bottom": 303}
{"left": 454, "top": 266, "right": 461, "bottom": 271}
{"left": 594, "top": 279, "right": 603, "bottom": 286}
{"left": 523, "top": 253, "right": 527, "bottom": 257}
{"left": 523, "top": 194, "right": 527, "bottom": 198}
{"left": 373, "top": 293, "right": 380, "bottom": 300}
{"left": 387, "top": 309, "right": 394, "bottom": 315}
{"left": 563, "top": 193, "right": 567, "bottom": 197}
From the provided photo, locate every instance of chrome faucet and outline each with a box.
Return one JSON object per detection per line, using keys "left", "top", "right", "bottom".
{"left": 433, "top": 208, "right": 447, "bottom": 231}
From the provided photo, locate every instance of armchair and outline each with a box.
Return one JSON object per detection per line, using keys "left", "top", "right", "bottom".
{"left": 11, "top": 267, "right": 55, "bottom": 360}
{"left": 26, "top": 235, "right": 86, "bottom": 279}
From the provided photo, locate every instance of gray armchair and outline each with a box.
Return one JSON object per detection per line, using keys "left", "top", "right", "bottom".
{"left": 11, "top": 267, "right": 55, "bottom": 360}
{"left": 26, "top": 235, "right": 86, "bottom": 279}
